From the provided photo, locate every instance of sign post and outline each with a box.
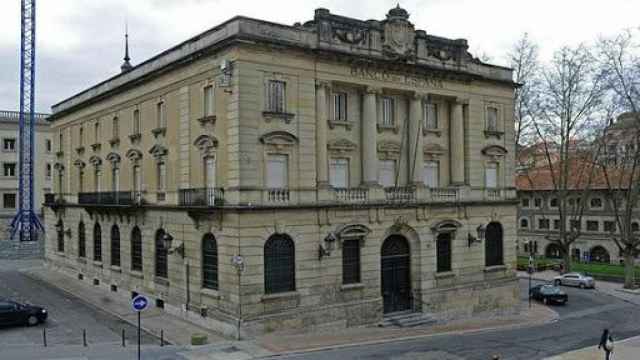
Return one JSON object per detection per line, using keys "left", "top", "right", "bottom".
{"left": 132, "top": 295, "right": 149, "bottom": 360}
{"left": 528, "top": 255, "right": 534, "bottom": 308}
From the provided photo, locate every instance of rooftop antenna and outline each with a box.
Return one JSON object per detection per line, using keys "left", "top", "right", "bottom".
{"left": 121, "top": 20, "right": 133, "bottom": 73}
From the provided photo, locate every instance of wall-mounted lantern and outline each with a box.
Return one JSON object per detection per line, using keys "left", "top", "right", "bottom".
{"left": 162, "top": 231, "right": 185, "bottom": 258}
{"left": 468, "top": 224, "right": 486, "bottom": 247}
{"left": 319, "top": 232, "right": 337, "bottom": 260}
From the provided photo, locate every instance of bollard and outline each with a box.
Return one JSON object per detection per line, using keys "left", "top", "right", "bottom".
{"left": 160, "top": 329, "right": 164, "bottom": 347}
{"left": 122, "top": 329, "right": 126, "bottom": 347}
{"left": 83, "top": 329, "right": 87, "bottom": 347}
{"left": 42, "top": 328, "right": 47, "bottom": 347}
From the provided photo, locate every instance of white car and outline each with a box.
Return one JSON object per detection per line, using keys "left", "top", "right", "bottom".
{"left": 553, "top": 273, "right": 595, "bottom": 289}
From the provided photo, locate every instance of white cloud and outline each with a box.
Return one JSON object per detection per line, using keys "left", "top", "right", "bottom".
{"left": 0, "top": 0, "right": 638, "bottom": 112}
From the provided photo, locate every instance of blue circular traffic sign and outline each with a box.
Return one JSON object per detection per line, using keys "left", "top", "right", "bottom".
{"left": 132, "top": 295, "right": 149, "bottom": 312}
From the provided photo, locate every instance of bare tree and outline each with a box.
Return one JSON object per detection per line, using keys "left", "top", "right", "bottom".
{"left": 597, "top": 29, "right": 640, "bottom": 288}
{"left": 509, "top": 33, "right": 540, "bottom": 150}
{"left": 531, "top": 44, "right": 606, "bottom": 272}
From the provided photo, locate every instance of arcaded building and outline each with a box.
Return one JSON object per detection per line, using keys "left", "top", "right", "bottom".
{"left": 45, "top": 6, "right": 519, "bottom": 337}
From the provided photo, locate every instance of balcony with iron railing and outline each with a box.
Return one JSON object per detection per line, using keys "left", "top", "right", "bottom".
{"left": 178, "top": 188, "right": 224, "bottom": 207}
{"left": 77, "top": 191, "right": 143, "bottom": 206}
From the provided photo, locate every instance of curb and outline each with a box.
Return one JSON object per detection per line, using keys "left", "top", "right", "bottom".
{"left": 262, "top": 307, "right": 558, "bottom": 358}
{"left": 21, "top": 269, "right": 178, "bottom": 347}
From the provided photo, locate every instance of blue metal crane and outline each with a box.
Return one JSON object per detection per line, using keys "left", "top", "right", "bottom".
{"left": 11, "top": 0, "right": 43, "bottom": 242}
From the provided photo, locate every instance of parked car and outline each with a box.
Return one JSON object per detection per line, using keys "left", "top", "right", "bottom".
{"left": 553, "top": 272, "right": 595, "bottom": 289}
{"left": 0, "top": 299, "right": 47, "bottom": 326}
{"left": 530, "top": 284, "right": 568, "bottom": 305}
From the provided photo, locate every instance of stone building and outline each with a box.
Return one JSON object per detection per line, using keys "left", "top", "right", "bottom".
{"left": 44, "top": 6, "right": 519, "bottom": 336}
{"left": 0, "top": 110, "right": 53, "bottom": 259}
{"left": 517, "top": 113, "right": 640, "bottom": 265}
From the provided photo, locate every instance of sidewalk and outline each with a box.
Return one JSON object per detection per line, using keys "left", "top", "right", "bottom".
{"left": 517, "top": 270, "right": 640, "bottom": 306}
{"left": 545, "top": 335, "right": 640, "bottom": 360}
{"left": 23, "top": 263, "right": 227, "bottom": 347}
{"left": 255, "top": 302, "right": 557, "bottom": 354}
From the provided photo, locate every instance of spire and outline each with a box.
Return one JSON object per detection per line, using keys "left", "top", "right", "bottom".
{"left": 121, "top": 22, "right": 133, "bottom": 73}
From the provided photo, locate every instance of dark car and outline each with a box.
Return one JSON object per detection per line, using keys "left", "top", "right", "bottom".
{"left": 530, "top": 284, "right": 568, "bottom": 305}
{"left": 0, "top": 299, "right": 47, "bottom": 326}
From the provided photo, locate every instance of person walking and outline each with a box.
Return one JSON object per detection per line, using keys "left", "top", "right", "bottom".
{"left": 598, "top": 328, "right": 614, "bottom": 360}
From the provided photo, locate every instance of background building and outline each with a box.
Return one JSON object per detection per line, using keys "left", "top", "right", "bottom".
{"left": 45, "top": 6, "right": 519, "bottom": 337}
{"left": 0, "top": 110, "right": 53, "bottom": 259}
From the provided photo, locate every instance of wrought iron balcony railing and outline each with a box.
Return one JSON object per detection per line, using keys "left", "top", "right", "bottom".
{"left": 77, "top": 191, "right": 143, "bottom": 206}
{"left": 178, "top": 187, "right": 224, "bottom": 207}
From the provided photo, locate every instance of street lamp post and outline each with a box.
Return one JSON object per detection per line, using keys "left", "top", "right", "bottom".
{"left": 526, "top": 241, "right": 534, "bottom": 308}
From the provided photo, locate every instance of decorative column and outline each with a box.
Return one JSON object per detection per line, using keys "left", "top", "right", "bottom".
{"left": 450, "top": 98, "right": 466, "bottom": 185}
{"left": 362, "top": 87, "right": 379, "bottom": 186}
{"left": 409, "top": 93, "right": 425, "bottom": 185}
{"left": 316, "top": 81, "right": 330, "bottom": 188}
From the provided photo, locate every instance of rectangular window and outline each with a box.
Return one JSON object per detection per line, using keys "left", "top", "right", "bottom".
{"left": 266, "top": 154, "right": 288, "bottom": 188}
{"left": 382, "top": 97, "right": 395, "bottom": 126}
{"left": 94, "top": 121, "right": 100, "bottom": 141}
{"left": 521, "top": 198, "right": 530, "bottom": 208}
{"left": 46, "top": 163, "right": 52, "bottom": 179}
{"left": 133, "top": 165, "right": 141, "bottom": 192}
{"left": 378, "top": 159, "right": 396, "bottom": 188}
{"left": 112, "top": 117, "right": 119, "bottom": 138}
{"left": 329, "top": 158, "right": 349, "bottom": 188}
{"left": 3, "top": 193, "right": 16, "bottom": 209}
{"left": 436, "top": 234, "right": 452, "bottom": 273}
{"left": 267, "top": 80, "right": 286, "bottom": 113}
{"left": 205, "top": 157, "right": 216, "bottom": 188}
{"left": 423, "top": 161, "right": 439, "bottom": 188}
{"left": 157, "top": 162, "right": 166, "bottom": 191}
{"left": 587, "top": 220, "right": 599, "bottom": 232}
{"left": 3, "top": 138, "right": 16, "bottom": 151}
{"left": 424, "top": 103, "right": 438, "bottom": 130}
{"left": 59, "top": 132, "right": 63, "bottom": 151}
{"left": 204, "top": 85, "right": 214, "bottom": 116}
{"left": 487, "top": 107, "right": 498, "bottom": 131}
{"left": 79, "top": 170, "right": 84, "bottom": 192}
{"left": 342, "top": 239, "right": 361, "bottom": 284}
{"left": 604, "top": 221, "right": 616, "bottom": 233}
{"left": 79, "top": 126, "right": 84, "bottom": 146}
{"left": 133, "top": 109, "right": 141, "bottom": 134}
{"left": 550, "top": 198, "right": 559, "bottom": 208}
{"left": 3, "top": 163, "right": 16, "bottom": 177}
{"left": 570, "top": 220, "right": 581, "bottom": 231}
{"left": 590, "top": 197, "right": 603, "bottom": 208}
{"left": 46, "top": 139, "right": 52, "bottom": 152}
{"left": 553, "top": 219, "right": 561, "bottom": 230}
{"left": 333, "top": 92, "right": 347, "bottom": 122}
{"left": 538, "top": 219, "right": 550, "bottom": 230}
{"left": 157, "top": 102, "right": 166, "bottom": 128}
{"left": 112, "top": 167, "right": 119, "bottom": 192}
{"left": 534, "top": 198, "right": 542, "bottom": 208}
{"left": 94, "top": 168, "right": 101, "bottom": 192}
{"left": 485, "top": 163, "right": 498, "bottom": 188}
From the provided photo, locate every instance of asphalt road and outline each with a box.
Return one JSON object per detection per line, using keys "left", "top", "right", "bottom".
{"left": 276, "top": 279, "right": 640, "bottom": 360}
{"left": 0, "top": 268, "right": 159, "bottom": 348}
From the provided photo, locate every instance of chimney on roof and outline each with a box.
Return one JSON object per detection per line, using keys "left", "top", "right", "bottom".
{"left": 120, "top": 23, "right": 133, "bottom": 73}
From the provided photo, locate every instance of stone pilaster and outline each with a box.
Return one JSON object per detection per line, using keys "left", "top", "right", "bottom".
{"left": 362, "top": 87, "right": 379, "bottom": 186}
{"left": 450, "top": 98, "right": 466, "bottom": 185}
{"left": 409, "top": 93, "right": 425, "bottom": 185}
{"left": 316, "top": 81, "right": 330, "bottom": 188}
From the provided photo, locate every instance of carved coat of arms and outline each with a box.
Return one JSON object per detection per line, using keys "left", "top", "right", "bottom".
{"left": 383, "top": 6, "right": 415, "bottom": 60}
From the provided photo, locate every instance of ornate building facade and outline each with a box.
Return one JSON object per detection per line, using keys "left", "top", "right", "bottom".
{"left": 45, "top": 7, "right": 518, "bottom": 336}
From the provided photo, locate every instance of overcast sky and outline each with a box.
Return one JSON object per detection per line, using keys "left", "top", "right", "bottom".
{"left": 0, "top": 0, "right": 638, "bottom": 113}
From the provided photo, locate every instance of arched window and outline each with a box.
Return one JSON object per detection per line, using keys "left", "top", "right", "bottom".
{"left": 485, "top": 222, "right": 504, "bottom": 267}
{"left": 78, "top": 221, "right": 86, "bottom": 258}
{"left": 202, "top": 233, "right": 218, "bottom": 290}
{"left": 591, "top": 246, "right": 611, "bottom": 263}
{"left": 131, "top": 226, "right": 143, "bottom": 271}
{"left": 155, "top": 229, "right": 168, "bottom": 278}
{"left": 520, "top": 218, "right": 529, "bottom": 229}
{"left": 545, "top": 243, "right": 563, "bottom": 259}
{"left": 111, "top": 225, "right": 120, "bottom": 267}
{"left": 264, "top": 234, "right": 295, "bottom": 294}
{"left": 632, "top": 222, "right": 639, "bottom": 232}
{"left": 93, "top": 222, "right": 102, "bottom": 262}
{"left": 56, "top": 220, "right": 64, "bottom": 252}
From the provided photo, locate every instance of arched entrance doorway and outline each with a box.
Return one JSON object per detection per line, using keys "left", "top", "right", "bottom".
{"left": 381, "top": 235, "right": 411, "bottom": 314}
{"left": 590, "top": 246, "right": 610, "bottom": 263}
{"left": 545, "top": 243, "right": 563, "bottom": 259}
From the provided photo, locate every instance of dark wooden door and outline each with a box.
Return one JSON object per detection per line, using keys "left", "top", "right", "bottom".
{"left": 381, "top": 235, "right": 411, "bottom": 314}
